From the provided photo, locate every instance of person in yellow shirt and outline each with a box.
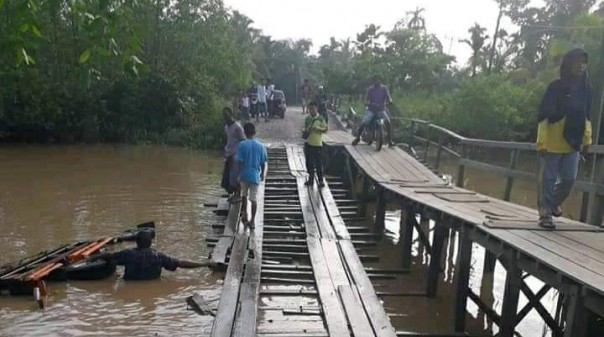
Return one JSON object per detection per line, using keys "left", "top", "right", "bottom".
{"left": 536, "top": 48, "right": 592, "bottom": 229}
{"left": 303, "top": 102, "right": 328, "bottom": 187}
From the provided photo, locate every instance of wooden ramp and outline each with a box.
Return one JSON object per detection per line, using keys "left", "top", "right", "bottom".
{"left": 323, "top": 128, "right": 604, "bottom": 336}
{"left": 208, "top": 146, "right": 397, "bottom": 337}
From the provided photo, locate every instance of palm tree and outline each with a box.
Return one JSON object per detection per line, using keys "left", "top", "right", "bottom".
{"left": 460, "top": 23, "right": 489, "bottom": 76}
{"left": 406, "top": 7, "right": 426, "bottom": 31}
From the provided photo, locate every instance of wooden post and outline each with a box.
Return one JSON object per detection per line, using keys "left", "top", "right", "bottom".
{"left": 423, "top": 127, "right": 431, "bottom": 163}
{"left": 426, "top": 219, "right": 447, "bottom": 297}
{"left": 344, "top": 155, "right": 357, "bottom": 199}
{"left": 502, "top": 149, "right": 519, "bottom": 202}
{"left": 360, "top": 175, "right": 370, "bottom": 217}
{"left": 401, "top": 207, "right": 415, "bottom": 269}
{"left": 453, "top": 225, "right": 473, "bottom": 332}
{"left": 375, "top": 188, "right": 386, "bottom": 236}
{"left": 588, "top": 156, "right": 604, "bottom": 226}
{"left": 500, "top": 252, "right": 522, "bottom": 337}
{"left": 456, "top": 145, "right": 467, "bottom": 188}
{"left": 435, "top": 132, "right": 444, "bottom": 172}
{"left": 564, "top": 286, "right": 588, "bottom": 337}
{"left": 580, "top": 191, "right": 590, "bottom": 222}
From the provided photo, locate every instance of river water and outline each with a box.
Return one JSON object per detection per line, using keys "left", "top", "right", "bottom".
{"left": 0, "top": 145, "right": 224, "bottom": 337}
{"left": 0, "top": 117, "right": 585, "bottom": 337}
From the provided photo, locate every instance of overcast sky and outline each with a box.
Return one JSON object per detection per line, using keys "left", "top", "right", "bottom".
{"left": 223, "top": 0, "right": 544, "bottom": 65}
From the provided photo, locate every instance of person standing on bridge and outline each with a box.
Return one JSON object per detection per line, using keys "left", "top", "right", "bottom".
{"left": 299, "top": 79, "right": 312, "bottom": 115}
{"left": 221, "top": 107, "right": 245, "bottom": 203}
{"left": 537, "top": 48, "right": 592, "bottom": 229}
{"left": 315, "top": 86, "right": 329, "bottom": 124}
{"left": 303, "top": 102, "right": 328, "bottom": 187}
{"left": 257, "top": 79, "right": 268, "bottom": 122}
{"left": 236, "top": 123, "right": 268, "bottom": 229}
{"left": 352, "top": 76, "right": 395, "bottom": 148}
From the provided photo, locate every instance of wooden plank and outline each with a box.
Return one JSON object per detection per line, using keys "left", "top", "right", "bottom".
{"left": 339, "top": 240, "right": 397, "bottom": 337}
{"left": 511, "top": 230, "right": 604, "bottom": 280}
{"left": 297, "top": 177, "right": 321, "bottom": 238}
{"left": 234, "top": 174, "right": 266, "bottom": 337}
{"left": 321, "top": 239, "right": 349, "bottom": 286}
{"left": 484, "top": 219, "right": 604, "bottom": 231}
{"left": 214, "top": 198, "right": 230, "bottom": 216}
{"left": 211, "top": 236, "right": 234, "bottom": 266}
{"left": 210, "top": 233, "right": 249, "bottom": 337}
{"left": 319, "top": 180, "right": 351, "bottom": 240}
{"left": 307, "top": 237, "right": 350, "bottom": 337}
{"left": 433, "top": 193, "right": 489, "bottom": 203}
{"left": 308, "top": 186, "right": 336, "bottom": 240}
{"left": 338, "top": 285, "right": 375, "bottom": 337}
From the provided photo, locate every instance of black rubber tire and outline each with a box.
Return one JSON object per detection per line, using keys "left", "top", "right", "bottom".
{"left": 375, "top": 125, "right": 384, "bottom": 151}
{"left": 64, "top": 259, "right": 116, "bottom": 281}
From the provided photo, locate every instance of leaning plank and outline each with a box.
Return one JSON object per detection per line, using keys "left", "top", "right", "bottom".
{"left": 234, "top": 180, "right": 266, "bottom": 337}
{"left": 338, "top": 285, "right": 375, "bottom": 337}
{"left": 210, "top": 199, "right": 241, "bottom": 266}
{"left": 339, "top": 240, "right": 397, "bottom": 337}
{"left": 318, "top": 180, "right": 351, "bottom": 240}
{"left": 321, "top": 239, "right": 349, "bottom": 286}
{"left": 307, "top": 237, "right": 350, "bottom": 337}
{"left": 211, "top": 236, "right": 234, "bottom": 266}
{"left": 210, "top": 232, "right": 249, "bottom": 337}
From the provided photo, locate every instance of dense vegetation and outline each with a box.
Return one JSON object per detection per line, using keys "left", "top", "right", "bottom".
{"left": 0, "top": 0, "right": 302, "bottom": 147}
{"left": 1, "top": 0, "right": 603, "bottom": 146}
{"left": 311, "top": 1, "right": 604, "bottom": 142}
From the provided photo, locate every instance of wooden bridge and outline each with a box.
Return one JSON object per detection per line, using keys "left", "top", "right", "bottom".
{"left": 206, "top": 122, "right": 604, "bottom": 336}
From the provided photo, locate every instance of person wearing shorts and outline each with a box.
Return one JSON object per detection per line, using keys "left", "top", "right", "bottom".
{"left": 299, "top": 79, "right": 312, "bottom": 114}
{"left": 236, "top": 122, "right": 267, "bottom": 229}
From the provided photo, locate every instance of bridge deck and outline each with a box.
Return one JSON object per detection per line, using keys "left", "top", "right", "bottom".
{"left": 209, "top": 146, "right": 397, "bottom": 337}
{"left": 324, "top": 129, "right": 604, "bottom": 317}
{"left": 209, "top": 128, "right": 604, "bottom": 337}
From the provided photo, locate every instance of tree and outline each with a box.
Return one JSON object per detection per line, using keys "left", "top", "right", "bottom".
{"left": 460, "top": 23, "right": 490, "bottom": 76}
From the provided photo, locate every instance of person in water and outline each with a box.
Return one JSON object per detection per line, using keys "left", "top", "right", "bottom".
{"left": 94, "top": 231, "right": 213, "bottom": 281}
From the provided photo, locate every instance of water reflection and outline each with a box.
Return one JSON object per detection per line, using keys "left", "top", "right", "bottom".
{"left": 0, "top": 144, "right": 224, "bottom": 337}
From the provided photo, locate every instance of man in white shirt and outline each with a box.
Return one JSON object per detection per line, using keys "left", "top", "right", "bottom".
{"left": 257, "top": 79, "right": 268, "bottom": 122}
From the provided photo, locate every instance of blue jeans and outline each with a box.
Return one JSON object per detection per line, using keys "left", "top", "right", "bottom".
{"left": 538, "top": 151, "right": 580, "bottom": 218}
{"left": 362, "top": 109, "right": 390, "bottom": 125}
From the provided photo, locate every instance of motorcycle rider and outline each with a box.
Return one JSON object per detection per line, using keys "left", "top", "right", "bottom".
{"left": 352, "top": 76, "right": 395, "bottom": 147}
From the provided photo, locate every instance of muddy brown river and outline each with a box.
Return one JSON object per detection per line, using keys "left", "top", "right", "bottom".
{"left": 0, "top": 145, "right": 224, "bottom": 337}
{"left": 0, "top": 113, "right": 584, "bottom": 337}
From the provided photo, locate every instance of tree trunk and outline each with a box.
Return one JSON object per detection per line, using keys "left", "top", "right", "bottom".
{"left": 487, "top": 3, "right": 504, "bottom": 74}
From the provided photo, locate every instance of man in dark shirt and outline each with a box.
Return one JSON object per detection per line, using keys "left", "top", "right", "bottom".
{"left": 94, "top": 231, "right": 212, "bottom": 281}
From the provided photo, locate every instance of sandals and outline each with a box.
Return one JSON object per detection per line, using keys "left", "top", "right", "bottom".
{"left": 538, "top": 216, "right": 556, "bottom": 229}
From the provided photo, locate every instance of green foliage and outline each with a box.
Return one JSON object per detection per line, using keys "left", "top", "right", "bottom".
{"left": 0, "top": 0, "right": 251, "bottom": 148}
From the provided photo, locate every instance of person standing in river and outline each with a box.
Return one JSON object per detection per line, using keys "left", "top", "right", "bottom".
{"left": 221, "top": 107, "right": 245, "bottom": 202}
{"left": 537, "top": 48, "right": 592, "bottom": 229}
{"left": 302, "top": 102, "right": 328, "bottom": 187}
{"left": 236, "top": 123, "right": 267, "bottom": 229}
{"left": 94, "top": 231, "right": 213, "bottom": 281}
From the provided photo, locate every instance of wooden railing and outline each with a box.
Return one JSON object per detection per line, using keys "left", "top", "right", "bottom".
{"left": 396, "top": 117, "right": 604, "bottom": 226}
{"left": 343, "top": 107, "right": 604, "bottom": 226}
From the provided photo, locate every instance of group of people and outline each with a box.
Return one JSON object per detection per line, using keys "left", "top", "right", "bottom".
{"left": 239, "top": 78, "right": 280, "bottom": 122}
{"left": 221, "top": 107, "right": 268, "bottom": 230}
{"left": 86, "top": 47, "right": 595, "bottom": 282}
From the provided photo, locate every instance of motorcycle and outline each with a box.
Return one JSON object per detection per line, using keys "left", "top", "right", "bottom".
{"left": 361, "top": 109, "right": 386, "bottom": 151}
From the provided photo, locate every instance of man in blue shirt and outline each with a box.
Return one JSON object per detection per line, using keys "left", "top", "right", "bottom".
{"left": 236, "top": 123, "right": 268, "bottom": 229}
{"left": 94, "top": 231, "right": 212, "bottom": 281}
